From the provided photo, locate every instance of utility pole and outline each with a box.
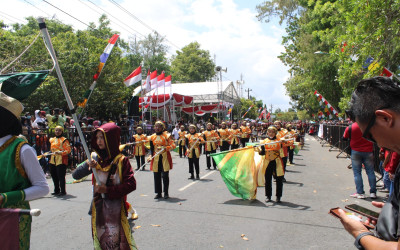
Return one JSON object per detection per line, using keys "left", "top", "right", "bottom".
{"left": 245, "top": 88, "right": 252, "bottom": 99}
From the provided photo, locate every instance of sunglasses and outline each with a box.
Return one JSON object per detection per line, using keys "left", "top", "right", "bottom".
{"left": 361, "top": 106, "right": 390, "bottom": 143}
{"left": 362, "top": 114, "right": 376, "bottom": 143}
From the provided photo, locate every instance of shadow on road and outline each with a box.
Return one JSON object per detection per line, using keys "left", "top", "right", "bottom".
{"left": 284, "top": 180, "right": 304, "bottom": 187}
{"left": 269, "top": 200, "right": 310, "bottom": 210}
{"left": 222, "top": 199, "right": 267, "bottom": 207}
{"left": 285, "top": 169, "right": 302, "bottom": 173}
{"left": 56, "top": 194, "right": 78, "bottom": 200}
{"left": 158, "top": 197, "right": 187, "bottom": 203}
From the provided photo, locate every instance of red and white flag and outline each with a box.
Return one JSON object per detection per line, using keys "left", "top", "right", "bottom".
{"left": 165, "top": 75, "right": 171, "bottom": 87}
{"left": 150, "top": 70, "right": 158, "bottom": 90}
{"left": 157, "top": 71, "right": 165, "bottom": 88}
{"left": 142, "top": 69, "right": 151, "bottom": 93}
{"left": 124, "top": 66, "right": 142, "bottom": 87}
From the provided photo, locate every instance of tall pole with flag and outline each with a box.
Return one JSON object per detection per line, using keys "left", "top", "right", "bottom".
{"left": 37, "top": 17, "right": 103, "bottom": 195}
{"left": 77, "top": 33, "right": 119, "bottom": 115}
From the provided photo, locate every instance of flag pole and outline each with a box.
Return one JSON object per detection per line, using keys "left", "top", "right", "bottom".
{"left": 163, "top": 79, "right": 166, "bottom": 122}
{"left": 37, "top": 17, "right": 104, "bottom": 194}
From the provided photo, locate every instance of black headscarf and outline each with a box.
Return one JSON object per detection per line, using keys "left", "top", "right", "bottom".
{"left": 0, "top": 106, "right": 22, "bottom": 138}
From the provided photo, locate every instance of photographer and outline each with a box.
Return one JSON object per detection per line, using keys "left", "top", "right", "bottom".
{"left": 339, "top": 77, "right": 400, "bottom": 249}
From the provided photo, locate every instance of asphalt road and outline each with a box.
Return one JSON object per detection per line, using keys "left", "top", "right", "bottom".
{"left": 30, "top": 135, "right": 385, "bottom": 249}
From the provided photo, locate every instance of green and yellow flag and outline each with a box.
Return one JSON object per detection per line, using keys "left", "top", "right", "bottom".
{"left": 211, "top": 147, "right": 257, "bottom": 200}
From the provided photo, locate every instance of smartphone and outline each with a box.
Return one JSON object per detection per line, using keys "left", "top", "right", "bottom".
{"left": 329, "top": 207, "right": 375, "bottom": 230}
{"left": 345, "top": 204, "right": 379, "bottom": 221}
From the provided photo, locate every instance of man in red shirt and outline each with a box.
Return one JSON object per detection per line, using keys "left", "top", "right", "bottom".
{"left": 343, "top": 122, "right": 377, "bottom": 199}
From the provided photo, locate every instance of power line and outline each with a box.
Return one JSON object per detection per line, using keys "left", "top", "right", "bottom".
{"left": 23, "top": 0, "right": 52, "bottom": 17}
{"left": 107, "top": 0, "right": 181, "bottom": 50}
{"left": 82, "top": 0, "right": 146, "bottom": 39}
{"left": 0, "top": 10, "right": 26, "bottom": 23}
{"left": 42, "top": 0, "right": 94, "bottom": 30}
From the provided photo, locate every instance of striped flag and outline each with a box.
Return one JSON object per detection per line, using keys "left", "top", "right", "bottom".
{"left": 93, "top": 34, "right": 119, "bottom": 80}
{"left": 150, "top": 70, "right": 158, "bottom": 90}
{"left": 241, "top": 105, "right": 254, "bottom": 118}
{"left": 124, "top": 66, "right": 142, "bottom": 87}
{"left": 165, "top": 75, "right": 171, "bottom": 87}
{"left": 77, "top": 34, "right": 119, "bottom": 109}
{"left": 157, "top": 71, "right": 165, "bottom": 88}
{"left": 142, "top": 69, "right": 151, "bottom": 93}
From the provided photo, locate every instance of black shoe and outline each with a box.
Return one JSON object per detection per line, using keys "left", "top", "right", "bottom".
{"left": 213, "top": 167, "right": 217, "bottom": 170}
{"left": 141, "top": 167, "right": 145, "bottom": 171}
{"left": 266, "top": 197, "right": 272, "bottom": 202}
{"left": 276, "top": 197, "right": 281, "bottom": 203}
{"left": 188, "top": 175, "right": 194, "bottom": 179}
{"left": 51, "top": 192, "right": 60, "bottom": 195}
{"left": 135, "top": 168, "right": 140, "bottom": 171}
{"left": 196, "top": 175, "right": 200, "bottom": 180}
{"left": 164, "top": 194, "right": 169, "bottom": 199}
{"left": 58, "top": 192, "right": 66, "bottom": 196}
{"left": 206, "top": 168, "right": 211, "bottom": 170}
{"left": 154, "top": 194, "right": 162, "bottom": 199}
{"left": 282, "top": 177, "right": 287, "bottom": 182}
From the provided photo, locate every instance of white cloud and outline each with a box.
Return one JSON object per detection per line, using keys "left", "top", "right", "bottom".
{"left": 1, "top": 0, "right": 291, "bottom": 111}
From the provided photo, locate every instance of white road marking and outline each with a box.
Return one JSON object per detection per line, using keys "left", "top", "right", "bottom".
{"left": 178, "top": 170, "right": 217, "bottom": 191}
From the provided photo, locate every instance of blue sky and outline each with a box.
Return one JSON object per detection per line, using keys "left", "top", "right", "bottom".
{"left": 1, "top": 0, "right": 291, "bottom": 111}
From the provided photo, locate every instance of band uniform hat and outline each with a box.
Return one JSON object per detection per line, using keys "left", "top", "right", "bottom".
{"left": 0, "top": 92, "right": 23, "bottom": 120}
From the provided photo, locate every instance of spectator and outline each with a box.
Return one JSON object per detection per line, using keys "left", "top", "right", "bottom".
{"left": 339, "top": 76, "right": 400, "bottom": 248}
{"left": 343, "top": 121, "right": 376, "bottom": 199}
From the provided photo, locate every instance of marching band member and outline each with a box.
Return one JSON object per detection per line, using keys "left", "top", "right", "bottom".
{"left": 240, "top": 122, "right": 252, "bottom": 147}
{"left": 148, "top": 121, "right": 176, "bottom": 199}
{"left": 132, "top": 127, "right": 147, "bottom": 171}
{"left": 229, "top": 123, "right": 241, "bottom": 150}
{"left": 202, "top": 123, "right": 220, "bottom": 170}
{"left": 274, "top": 121, "right": 289, "bottom": 182}
{"left": 217, "top": 122, "right": 230, "bottom": 152}
{"left": 49, "top": 126, "right": 71, "bottom": 196}
{"left": 178, "top": 125, "right": 187, "bottom": 158}
{"left": 185, "top": 124, "right": 205, "bottom": 179}
{"left": 255, "top": 126, "right": 284, "bottom": 203}
{"left": 285, "top": 124, "right": 296, "bottom": 165}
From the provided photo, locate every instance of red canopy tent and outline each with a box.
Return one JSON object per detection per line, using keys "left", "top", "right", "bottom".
{"left": 139, "top": 93, "right": 193, "bottom": 109}
{"left": 182, "top": 104, "right": 227, "bottom": 116}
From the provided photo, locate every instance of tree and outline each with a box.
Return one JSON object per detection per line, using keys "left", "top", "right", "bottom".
{"left": 257, "top": 0, "right": 400, "bottom": 117}
{"left": 0, "top": 15, "right": 131, "bottom": 119}
{"left": 171, "top": 42, "right": 215, "bottom": 82}
{"left": 139, "top": 32, "right": 170, "bottom": 74}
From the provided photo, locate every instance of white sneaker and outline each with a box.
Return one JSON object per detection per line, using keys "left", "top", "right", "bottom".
{"left": 370, "top": 193, "right": 377, "bottom": 199}
{"left": 350, "top": 193, "right": 365, "bottom": 199}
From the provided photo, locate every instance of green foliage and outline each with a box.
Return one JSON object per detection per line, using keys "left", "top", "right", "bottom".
{"left": 170, "top": 42, "right": 215, "bottom": 82}
{"left": 0, "top": 15, "right": 171, "bottom": 119}
{"left": 257, "top": 0, "right": 400, "bottom": 118}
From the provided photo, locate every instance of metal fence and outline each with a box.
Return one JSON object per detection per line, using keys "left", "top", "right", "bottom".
{"left": 316, "top": 124, "right": 381, "bottom": 173}
{"left": 26, "top": 125, "right": 154, "bottom": 167}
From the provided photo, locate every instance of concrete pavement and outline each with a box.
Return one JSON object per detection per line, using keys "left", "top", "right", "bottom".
{"left": 29, "top": 135, "right": 384, "bottom": 249}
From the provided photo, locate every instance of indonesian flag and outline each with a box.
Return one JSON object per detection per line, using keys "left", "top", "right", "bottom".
{"left": 124, "top": 66, "right": 142, "bottom": 87}
{"left": 157, "top": 71, "right": 165, "bottom": 88}
{"left": 150, "top": 70, "right": 158, "bottom": 90}
{"left": 165, "top": 75, "right": 172, "bottom": 87}
{"left": 258, "top": 108, "right": 266, "bottom": 119}
{"left": 265, "top": 112, "right": 270, "bottom": 120}
{"left": 142, "top": 70, "right": 151, "bottom": 93}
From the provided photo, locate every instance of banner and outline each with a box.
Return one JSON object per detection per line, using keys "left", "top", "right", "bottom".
{"left": 0, "top": 70, "right": 49, "bottom": 100}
